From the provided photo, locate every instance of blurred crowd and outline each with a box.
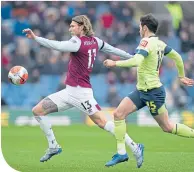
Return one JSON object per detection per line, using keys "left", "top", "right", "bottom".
{"left": 1, "top": 1, "right": 194, "bottom": 109}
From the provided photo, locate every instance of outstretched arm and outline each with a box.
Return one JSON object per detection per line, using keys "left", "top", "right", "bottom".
{"left": 166, "top": 48, "right": 185, "bottom": 77}
{"left": 166, "top": 48, "right": 194, "bottom": 86}
{"left": 94, "top": 37, "right": 133, "bottom": 60}
{"left": 103, "top": 54, "right": 144, "bottom": 68}
{"left": 23, "top": 28, "right": 81, "bottom": 52}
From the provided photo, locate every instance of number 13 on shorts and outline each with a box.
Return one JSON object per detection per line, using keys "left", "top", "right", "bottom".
{"left": 80, "top": 99, "right": 101, "bottom": 115}
{"left": 81, "top": 100, "right": 92, "bottom": 111}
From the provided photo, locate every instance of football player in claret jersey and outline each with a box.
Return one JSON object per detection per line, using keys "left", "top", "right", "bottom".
{"left": 23, "top": 15, "right": 144, "bottom": 166}
{"left": 104, "top": 13, "right": 194, "bottom": 167}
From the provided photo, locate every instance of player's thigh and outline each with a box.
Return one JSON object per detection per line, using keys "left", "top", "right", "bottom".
{"left": 113, "top": 90, "right": 146, "bottom": 120}
{"left": 113, "top": 97, "right": 137, "bottom": 120}
{"left": 32, "top": 97, "right": 59, "bottom": 115}
{"left": 128, "top": 89, "right": 146, "bottom": 112}
{"left": 47, "top": 89, "right": 73, "bottom": 112}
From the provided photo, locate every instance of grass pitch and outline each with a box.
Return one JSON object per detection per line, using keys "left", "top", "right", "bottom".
{"left": 2, "top": 125, "right": 194, "bottom": 172}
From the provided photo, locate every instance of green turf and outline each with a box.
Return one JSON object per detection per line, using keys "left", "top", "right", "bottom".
{"left": 2, "top": 125, "right": 194, "bottom": 172}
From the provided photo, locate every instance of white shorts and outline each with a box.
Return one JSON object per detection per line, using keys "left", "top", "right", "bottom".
{"left": 48, "top": 85, "right": 101, "bottom": 115}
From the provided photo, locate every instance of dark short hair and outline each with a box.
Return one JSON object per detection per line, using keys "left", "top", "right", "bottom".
{"left": 140, "top": 13, "right": 159, "bottom": 34}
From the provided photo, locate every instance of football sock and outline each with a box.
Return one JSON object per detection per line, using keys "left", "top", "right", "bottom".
{"left": 172, "top": 123, "right": 194, "bottom": 138}
{"left": 104, "top": 121, "right": 138, "bottom": 152}
{"left": 104, "top": 121, "right": 114, "bottom": 134}
{"left": 35, "top": 116, "right": 59, "bottom": 148}
{"left": 114, "top": 120, "right": 126, "bottom": 155}
{"left": 125, "top": 134, "right": 138, "bottom": 153}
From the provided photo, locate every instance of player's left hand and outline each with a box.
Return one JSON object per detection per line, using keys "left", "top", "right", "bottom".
{"left": 103, "top": 59, "right": 116, "bottom": 68}
{"left": 179, "top": 77, "right": 194, "bottom": 86}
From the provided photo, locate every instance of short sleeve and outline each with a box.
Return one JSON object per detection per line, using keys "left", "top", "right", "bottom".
{"left": 136, "top": 38, "right": 149, "bottom": 57}
{"left": 164, "top": 45, "right": 172, "bottom": 55}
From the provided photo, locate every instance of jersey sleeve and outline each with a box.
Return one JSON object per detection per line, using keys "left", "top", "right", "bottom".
{"left": 116, "top": 54, "right": 144, "bottom": 67}
{"left": 164, "top": 45, "right": 172, "bottom": 55}
{"left": 135, "top": 38, "right": 150, "bottom": 57}
{"left": 94, "top": 37, "right": 104, "bottom": 50}
{"left": 165, "top": 49, "right": 185, "bottom": 77}
{"left": 94, "top": 37, "right": 132, "bottom": 59}
{"left": 35, "top": 35, "right": 81, "bottom": 52}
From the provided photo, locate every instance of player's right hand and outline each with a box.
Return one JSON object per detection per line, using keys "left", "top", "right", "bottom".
{"left": 179, "top": 77, "right": 194, "bottom": 86}
{"left": 22, "top": 28, "right": 36, "bottom": 39}
{"left": 103, "top": 59, "right": 116, "bottom": 68}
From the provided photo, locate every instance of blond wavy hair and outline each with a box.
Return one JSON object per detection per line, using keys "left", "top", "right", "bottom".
{"left": 72, "top": 15, "right": 94, "bottom": 36}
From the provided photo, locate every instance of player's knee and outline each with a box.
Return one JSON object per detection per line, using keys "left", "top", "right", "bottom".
{"left": 113, "top": 109, "right": 125, "bottom": 120}
{"left": 32, "top": 106, "right": 45, "bottom": 116}
{"left": 161, "top": 125, "right": 173, "bottom": 133}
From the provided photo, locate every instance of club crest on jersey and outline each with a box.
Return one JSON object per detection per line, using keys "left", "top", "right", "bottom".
{"left": 140, "top": 40, "right": 148, "bottom": 47}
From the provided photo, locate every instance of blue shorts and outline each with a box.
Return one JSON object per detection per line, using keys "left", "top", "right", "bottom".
{"left": 128, "top": 86, "right": 166, "bottom": 116}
